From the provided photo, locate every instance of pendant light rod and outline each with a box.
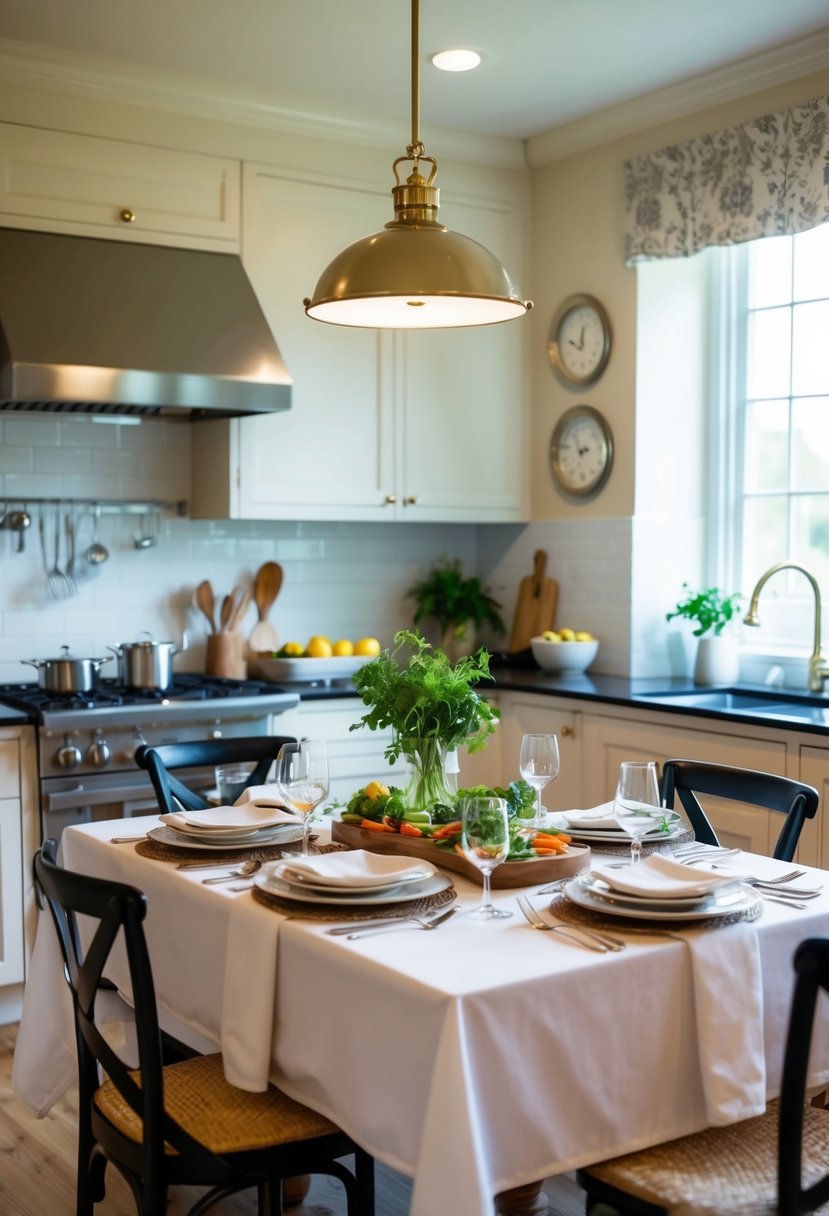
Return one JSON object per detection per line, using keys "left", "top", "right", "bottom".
{"left": 410, "top": 0, "right": 421, "bottom": 154}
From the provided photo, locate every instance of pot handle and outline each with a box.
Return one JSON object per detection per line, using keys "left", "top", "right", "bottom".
{"left": 107, "top": 645, "right": 122, "bottom": 658}
{"left": 177, "top": 629, "right": 190, "bottom": 655}
{"left": 93, "top": 655, "right": 116, "bottom": 670}
{"left": 20, "top": 659, "right": 42, "bottom": 669}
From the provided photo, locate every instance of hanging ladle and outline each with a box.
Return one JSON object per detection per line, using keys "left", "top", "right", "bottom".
{"left": 85, "top": 504, "right": 110, "bottom": 566}
{"left": 7, "top": 505, "right": 31, "bottom": 552}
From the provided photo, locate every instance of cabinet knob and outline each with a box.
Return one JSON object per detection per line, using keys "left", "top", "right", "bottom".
{"left": 404, "top": 495, "right": 418, "bottom": 506}
{"left": 119, "top": 208, "right": 136, "bottom": 223}
{"left": 561, "top": 725, "right": 574, "bottom": 737}
{"left": 384, "top": 494, "right": 397, "bottom": 505}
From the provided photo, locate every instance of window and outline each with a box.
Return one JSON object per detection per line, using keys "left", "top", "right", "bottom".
{"left": 718, "top": 223, "right": 829, "bottom": 652}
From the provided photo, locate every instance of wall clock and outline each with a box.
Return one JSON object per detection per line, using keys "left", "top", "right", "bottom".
{"left": 549, "top": 405, "right": 614, "bottom": 497}
{"left": 547, "top": 293, "right": 611, "bottom": 388}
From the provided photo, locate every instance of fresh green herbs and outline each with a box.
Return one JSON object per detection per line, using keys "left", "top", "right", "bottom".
{"left": 408, "top": 560, "right": 505, "bottom": 638}
{"left": 350, "top": 629, "right": 499, "bottom": 762}
{"left": 666, "top": 584, "right": 742, "bottom": 637}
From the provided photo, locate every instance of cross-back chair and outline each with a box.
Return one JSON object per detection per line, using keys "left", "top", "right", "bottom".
{"left": 661, "top": 759, "right": 819, "bottom": 861}
{"left": 134, "top": 735, "right": 295, "bottom": 815}
{"left": 33, "top": 837, "right": 374, "bottom": 1216}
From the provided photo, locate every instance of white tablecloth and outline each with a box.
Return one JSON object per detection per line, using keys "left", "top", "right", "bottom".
{"left": 14, "top": 818, "right": 829, "bottom": 1216}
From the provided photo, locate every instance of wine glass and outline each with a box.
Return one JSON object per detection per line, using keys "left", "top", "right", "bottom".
{"left": 461, "top": 795, "right": 513, "bottom": 921}
{"left": 519, "top": 733, "right": 560, "bottom": 830}
{"left": 275, "top": 740, "right": 329, "bottom": 856}
{"left": 612, "top": 760, "right": 661, "bottom": 865}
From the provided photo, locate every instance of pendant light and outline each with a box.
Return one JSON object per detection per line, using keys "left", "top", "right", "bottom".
{"left": 304, "top": 0, "right": 532, "bottom": 329}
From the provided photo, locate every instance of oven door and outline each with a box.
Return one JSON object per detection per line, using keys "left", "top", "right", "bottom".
{"left": 40, "top": 768, "right": 216, "bottom": 839}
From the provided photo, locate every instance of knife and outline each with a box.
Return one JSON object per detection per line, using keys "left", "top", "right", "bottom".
{"left": 343, "top": 906, "right": 459, "bottom": 940}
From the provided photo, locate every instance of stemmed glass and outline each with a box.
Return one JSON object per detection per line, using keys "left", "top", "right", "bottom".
{"left": 461, "top": 795, "right": 513, "bottom": 921}
{"left": 519, "top": 733, "right": 560, "bottom": 830}
{"left": 612, "top": 760, "right": 661, "bottom": 865}
{"left": 275, "top": 740, "right": 329, "bottom": 857}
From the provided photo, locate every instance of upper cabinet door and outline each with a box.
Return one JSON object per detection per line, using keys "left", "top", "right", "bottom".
{"left": 236, "top": 162, "right": 396, "bottom": 520}
{"left": 0, "top": 123, "right": 240, "bottom": 250}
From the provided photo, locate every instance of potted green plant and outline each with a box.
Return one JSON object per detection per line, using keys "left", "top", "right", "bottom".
{"left": 407, "top": 559, "right": 506, "bottom": 659}
{"left": 350, "top": 629, "right": 499, "bottom": 813}
{"left": 666, "top": 584, "right": 742, "bottom": 685}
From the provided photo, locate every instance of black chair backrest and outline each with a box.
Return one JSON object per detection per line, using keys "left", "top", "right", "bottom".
{"left": 779, "top": 937, "right": 829, "bottom": 1213}
{"left": 33, "top": 839, "right": 216, "bottom": 1173}
{"left": 661, "top": 759, "right": 819, "bottom": 861}
{"left": 134, "top": 735, "right": 296, "bottom": 815}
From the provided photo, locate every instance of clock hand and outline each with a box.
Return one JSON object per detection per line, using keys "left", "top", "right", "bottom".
{"left": 578, "top": 325, "right": 585, "bottom": 350}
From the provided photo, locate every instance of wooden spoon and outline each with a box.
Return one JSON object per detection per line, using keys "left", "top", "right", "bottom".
{"left": 248, "top": 563, "right": 282, "bottom": 655}
{"left": 195, "top": 579, "right": 216, "bottom": 633}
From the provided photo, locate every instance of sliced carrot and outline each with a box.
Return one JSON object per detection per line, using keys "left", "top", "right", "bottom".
{"left": 399, "top": 821, "right": 423, "bottom": 837}
{"left": 432, "top": 821, "right": 462, "bottom": 840}
{"left": 360, "top": 818, "right": 396, "bottom": 832}
{"left": 534, "top": 846, "right": 565, "bottom": 856}
{"left": 453, "top": 842, "right": 465, "bottom": 857}
{"left": 534, "top": 831, "right": 571, "bottom": 845}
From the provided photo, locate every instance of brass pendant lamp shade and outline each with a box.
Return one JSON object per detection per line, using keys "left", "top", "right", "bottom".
{"left": 304, "top": 0, "right": 531, "bottom": 330}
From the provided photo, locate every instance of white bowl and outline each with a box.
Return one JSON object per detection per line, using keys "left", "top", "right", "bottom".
{"left": 530, "top": 637, "right": 599, "bottom": 674}
{"left": 258, "top": 655, "right": 372, "bottom": 682}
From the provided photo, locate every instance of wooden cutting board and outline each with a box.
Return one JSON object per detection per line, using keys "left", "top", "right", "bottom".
{"left": 331, "top": 817, "right": 590, "bottom": 889}
{"left": 246, "top": 561, "right": 283, "bottom": 674}
{"left": 508, "top": 549, "right": 559, "bottom": 653}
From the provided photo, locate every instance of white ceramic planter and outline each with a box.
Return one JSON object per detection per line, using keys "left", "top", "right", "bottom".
{"left": 694, "top": 634, "right": 739, "bottom": 686}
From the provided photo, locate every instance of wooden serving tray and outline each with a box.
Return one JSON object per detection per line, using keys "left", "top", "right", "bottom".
{"left": 330, "top": 817, "right": 590, "bottom": 889}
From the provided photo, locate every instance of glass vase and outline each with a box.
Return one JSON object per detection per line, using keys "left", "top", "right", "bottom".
{"left": 401, "top": 736, "right": 454, "bottom": 814}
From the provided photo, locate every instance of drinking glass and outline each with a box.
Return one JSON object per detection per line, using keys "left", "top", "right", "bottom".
{"left": 519, "top": 733, "right": 560, "bottom": 829}
{"left": 612, "top": 760, "right": 662, "bottom": 865}
{"left": 275, "top": 740, "right": 329, "bottom": 856}
{"left": 214, "top": 764, "right": 250, "bottom": 805}
{"left": 461, "top": 795, "right": 513, "bottom": 920}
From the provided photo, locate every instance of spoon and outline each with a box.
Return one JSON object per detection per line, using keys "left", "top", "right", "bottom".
{"left": 8, "top": 506, "right": 31, "bottom": 552}
{"left": 195, "top": 579, "right": 216, "bottom": 633}
{"left": 85, "top": 504, "right": 109, "bottom": 565}
{"left": 201, "top": 859, "right": 262, "bottom": 884}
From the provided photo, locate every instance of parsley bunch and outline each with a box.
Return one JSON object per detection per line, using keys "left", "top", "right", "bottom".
{"left": 349, "top": 629, "right": 499, "bottom": 763}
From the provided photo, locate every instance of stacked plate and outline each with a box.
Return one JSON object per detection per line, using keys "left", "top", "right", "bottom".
{"left": 564, "top": 853, "right": 761, "bottom": 921}
{"left": 255, "top": 849, "right": 453, "bottom": 907}
{"left": 150, "top": 804, "right": 304, "bottom": 851}
{"left": 554, "top": 803, "right": 686, "bottom": 846}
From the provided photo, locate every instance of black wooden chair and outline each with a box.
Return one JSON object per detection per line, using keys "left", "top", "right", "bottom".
{"left": 661, "top": 759, "right": 819, "bottom": 861}
{"left": 576, "top": 935, "right": 829, "bottom": 1216}
{"left": 33, "top": 838, "right": 374, "bottom": 1216}
{"left": 134, "top": 736, "right": 296, "bottom": 815}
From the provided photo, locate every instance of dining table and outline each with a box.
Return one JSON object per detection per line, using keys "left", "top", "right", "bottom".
{"left": 13, "top": 815, "right": 829, "bottom": 1216}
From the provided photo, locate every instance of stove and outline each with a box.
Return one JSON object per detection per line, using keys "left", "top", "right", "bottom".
{"left": 1, "top": 674, "right": 300, "bottom": 838}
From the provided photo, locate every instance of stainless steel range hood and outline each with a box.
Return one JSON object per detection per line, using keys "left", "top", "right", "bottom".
{"left": 0, "top": 228, "right": 292, "bottom": 418}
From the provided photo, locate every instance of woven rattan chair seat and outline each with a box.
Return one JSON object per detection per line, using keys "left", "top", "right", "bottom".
{"left": 581, "top": 1100, "right": 829, "bottom": 1216}
{"left": 94, "top": 1052, "right": 339, "bottom": 1155}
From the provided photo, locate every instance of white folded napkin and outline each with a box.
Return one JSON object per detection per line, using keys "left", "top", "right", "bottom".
{"left": 234, "top": 783, "right": 288, "bottom": 809}
{"left": 160, "top": 804, "right": 300, "bottom": 833}
{"left": 592, "top": 853, "right": 739, "bottom": 900}
{"left": 274, "top": 849, "right": 435, "bottom": 889}
{"left": 563, "top": 801, "right": 619, "bottom": 830}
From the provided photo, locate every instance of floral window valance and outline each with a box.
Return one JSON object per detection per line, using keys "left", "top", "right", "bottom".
{"left": 624, "top": 94, "right": 829, "bottom": 264}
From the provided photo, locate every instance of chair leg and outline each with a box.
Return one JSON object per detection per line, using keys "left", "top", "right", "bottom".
{"left": 353, "top": 1149, "right": 375, "bottom": 1216}
{"left": 258, "top": 1178, "right": 284, "bottom": 1216}
{"left": 76, "top": 1131, "right": 106, "bottom": 1216}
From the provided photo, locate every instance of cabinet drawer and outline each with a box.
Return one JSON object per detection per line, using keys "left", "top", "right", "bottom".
{"left": 0, "top": 123, "right": 240, "bottom": 250}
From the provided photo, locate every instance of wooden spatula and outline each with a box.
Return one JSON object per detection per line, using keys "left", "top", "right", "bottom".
{"left": 508, "top": 550, "right": 559, "bottom": 653}
{"left": 247, "top": 562, "right": 283, "bottom": 659}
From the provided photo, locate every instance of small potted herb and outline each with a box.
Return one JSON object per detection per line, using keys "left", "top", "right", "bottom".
{"left": 666, "top": 583, "right": 742, "bottom": 685}
{"left": 407, "top": 559, "right": 506, "bottom": 659}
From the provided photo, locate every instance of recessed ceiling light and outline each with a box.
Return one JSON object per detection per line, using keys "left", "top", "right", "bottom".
{"left": 430, "top": 49, "right": 481, "bottom": 72}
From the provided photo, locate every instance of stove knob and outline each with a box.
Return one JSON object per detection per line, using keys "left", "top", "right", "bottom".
{"left": 87, "top": 731, "right": 111, "bottom": 769}
{"left": 56, "top": 736, "right": 82, "bottom": 769}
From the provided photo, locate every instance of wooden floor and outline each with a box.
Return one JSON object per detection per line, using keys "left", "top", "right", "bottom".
{"left": 0, "top": 1024, "right": 585, "bottom": 1216}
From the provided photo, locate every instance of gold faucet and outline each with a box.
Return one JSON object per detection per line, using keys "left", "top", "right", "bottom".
{"left": 743, "top": 562, "right": 829, "bottom": 693}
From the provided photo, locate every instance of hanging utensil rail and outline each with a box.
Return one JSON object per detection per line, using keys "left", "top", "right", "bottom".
{"left": 0, "top": 498, "right": 188, "bottom": 516}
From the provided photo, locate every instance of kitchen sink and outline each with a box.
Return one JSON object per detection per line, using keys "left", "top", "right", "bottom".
{"left": 638, "top": 686, "right": 829, "bottom": 721}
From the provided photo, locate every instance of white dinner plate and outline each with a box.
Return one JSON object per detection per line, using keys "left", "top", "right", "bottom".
{"left": 273, "top": 865, "right": 436, "bottom": 897}
{"left": 563, "top": 874, "right": 761, "bottom": 921}
{"left": 164, "top": 823, "right": 266, "bottom": 842}
{"left": 562, "top": 824, "right": 686, "bottom": 845}
{"left": 575, "top": 871, "right": 742, "bottom": 912}
{"left": 147, "top": 824, "right": 304, "bottom": 851}
{"left": 255, "top": 866, "right": 454, "bottom": 907}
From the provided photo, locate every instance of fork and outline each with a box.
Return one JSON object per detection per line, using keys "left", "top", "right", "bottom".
{"left": 41, "top": 504, "right": 75, "bottom": 598}
{"left": 516, "top": 896, "right": 625, "bottom": 952}
{"left": 343, "top": 906, "right": 459, "bottom": 940}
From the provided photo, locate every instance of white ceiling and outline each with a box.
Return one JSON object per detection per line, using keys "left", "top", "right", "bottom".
{"left": 1, "top": 0, "right": 828, "bottom": 141}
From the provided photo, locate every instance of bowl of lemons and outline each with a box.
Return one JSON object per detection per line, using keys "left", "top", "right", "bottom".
{"left": 258, "top": 636, "right": 382, "bottom": 682}
{"left": 530, "top": 629, "right": 599, "bottom": 674}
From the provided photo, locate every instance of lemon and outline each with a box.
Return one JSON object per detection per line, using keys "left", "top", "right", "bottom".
{"left": 281, "top": 641, "right": 304, "bottom": 657}
{"left": 333, "top": 639, "right": 354, "bottom": 657}
{"left": 354, "top": 637, "right": 381, "bottom": 657}
{"left": 363, "top": 781, "right": 389, "bottom": 801}
{"left": 541, "top": 630, "right": 560, "bottom": 642}
{"left": 575, "top": 630, "right": 594, "bottom": 642}
{"left": 306, "top": 636, "right": 333, "bottom": 658}
{"left": 558, "top": 627, "right": 576, "bottom": 642}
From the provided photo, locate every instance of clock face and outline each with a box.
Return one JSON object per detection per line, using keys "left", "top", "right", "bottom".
{"left": 550, "top": 406, "right": 613, "bottom": 497}
{"left": 548, "top": 294, "right": 611, "bottom": 387}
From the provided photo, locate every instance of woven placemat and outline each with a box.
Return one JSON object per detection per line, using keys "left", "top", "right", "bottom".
{"left": 573, "top": 826, "right": 695, "bottom": 859}
{"left": 549, "top": 888, "right": 762, "bottom": 932}
{"left": 135, "top": 835, "right": 344, "bottom": 865}
{"left": 252, "top": 880, "right": 457, "bottom": 922}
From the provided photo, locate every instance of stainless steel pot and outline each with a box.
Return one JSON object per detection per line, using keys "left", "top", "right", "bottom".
{"left": 21, "top": 646, "right": 111, "bottom": 693}
{"left": 108, "top": 631, "right": 186, "bottom": 690}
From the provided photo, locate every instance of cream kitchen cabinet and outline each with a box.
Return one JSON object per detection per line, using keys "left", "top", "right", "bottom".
{"left": 190, "top": 160, "right": 528, "bottom": 523}
{"left": 0, "top": 122, "right": 240, "bottom": 251}
{"left": 0, "top": 726, "right": 39, "bottom": 1024}
{"left": 797, "top": 745, "right": 829, "bottom": 869}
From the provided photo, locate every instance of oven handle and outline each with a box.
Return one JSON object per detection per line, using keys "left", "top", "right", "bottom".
{"left": 43, "top": 776, "right": 158, "bottom": 812}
